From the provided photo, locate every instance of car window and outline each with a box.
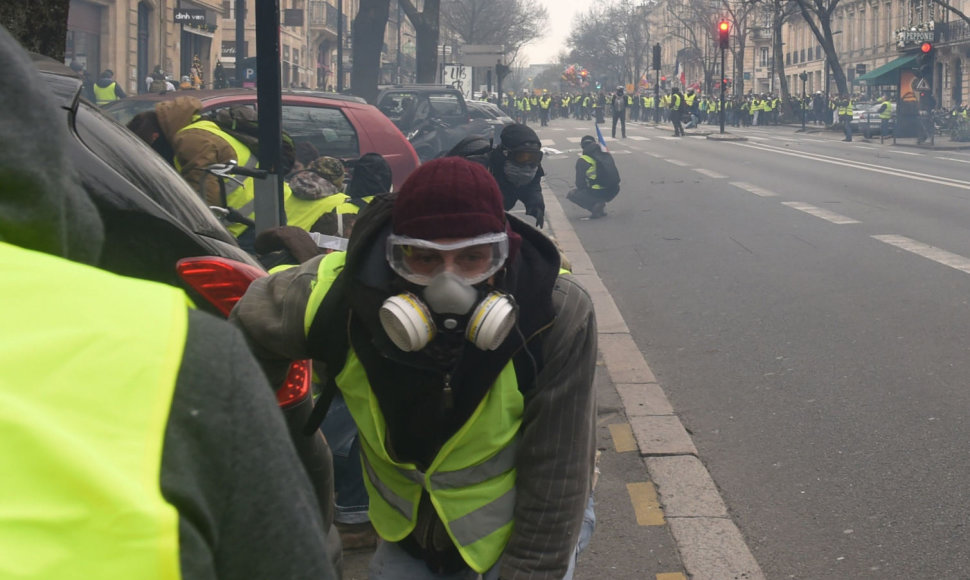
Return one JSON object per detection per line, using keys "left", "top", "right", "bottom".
{"left": 430, "top": 94, "right": 463, "bottom": 118}
{"left": 101, "top": 99, "right": 159, "bottom": 125}
{"left": 468, "top": 105, "right": 488, "bottom": 120}
{"left": 282, "top": 104, "right": 359, "bottom": 159}
{"left": 73, "top": 101, "right": 233, "bottom": 241}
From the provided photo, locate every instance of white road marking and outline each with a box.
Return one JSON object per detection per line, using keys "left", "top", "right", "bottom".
{"left": 781, "top": 202, "right": 860, "bottom": 224}
{"left": 610, "top": 150, "right": 633, "bottom": 155}
{"left": 566, "top": 136, "right": 582, "bottom": 143}
{"left": 730, "top": 182, "right": 778, "bottom": 197}
{"left": 892, "top": 150, "right": 924, "bottom": 156}
{"left": 736, "top": 142, "right": 970, "bottom": 190}
{"left": 646, "top": 152, "right": 664, "bottom": 158}
{"left": 693, "top": 168, "right": 727, "bottom": 178}
{"left": 628, "top": 135, "right": 651, "bottom": 141}
{"left": 666, "top": 159, "right": 690, "bottom": 166}
{"left": 853, "top": 145, "right": 875, "bottom": 149}
{"left": 937, "top": 157, "right": 970, "bottom": 164}
{"left": 659, "top": 136, "right": 681, "bottom": 140}
{"left": 873, "top": 235, "right": 970, "bottom": 275}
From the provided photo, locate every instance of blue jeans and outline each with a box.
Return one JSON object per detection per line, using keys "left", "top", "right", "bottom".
{"left": 320, "top": 393, "right": 369, "bottom": 524}
{"left": 368, "top": 495, "right": 596, "bottom": 579}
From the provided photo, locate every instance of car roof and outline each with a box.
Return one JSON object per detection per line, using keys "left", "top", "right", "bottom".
{"left": 118, "top": 87, "right": 368, "bottom": 105}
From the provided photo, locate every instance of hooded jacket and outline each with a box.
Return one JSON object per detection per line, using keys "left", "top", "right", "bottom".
{"left": 230, "top": 193, "right": 598, "bottom": 579}
{"left": 155, "top": 96, "right": 242, "bottom": 206}
{"left": 0, "top": 26, "right": 336, "bottom": 580}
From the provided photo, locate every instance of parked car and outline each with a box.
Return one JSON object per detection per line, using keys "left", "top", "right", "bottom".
{"left": 374, "top": 84, "right": 492, "bottom": 160}
{"left": 850, "top": 102, "right": 895, "bottom": 135}
{"left": 103, "top": 88, "right": 420, "bottom": 191}
{"left": 35, "top": 54, "right": 341, "bottom": 569}
{"left": 467, "top": 99, "right": 514, "bottom": 142}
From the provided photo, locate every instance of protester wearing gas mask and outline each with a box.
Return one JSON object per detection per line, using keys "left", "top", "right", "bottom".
{"left": 487, "top": 123, "right": 547, "bottom": 229}
{"left": 230, "top": 157, "right": 598, "bottom": 579}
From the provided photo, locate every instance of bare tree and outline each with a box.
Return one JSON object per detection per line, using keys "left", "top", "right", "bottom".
{"left": 441, "top": 0, "right": 548, "bottom": 62}
{"left": 351, "top": 0, "right": 391, "bottom": 103}
{"left": 721, "top": 0, "right": 760, "bottom": 97}
{"left": 568, "top": 6, "right": 628, "bottom": 88}
{"left": 794, "top": 0, "right": 848, "bottom": 95}
{"left": 664, "top": 0, "right": 721, "bottom": 93}
{"left": 0, "top": 0, "right": 70, "bottom": 60}
{"left": 399, "top": 0, "right": 442, "bottom": 83}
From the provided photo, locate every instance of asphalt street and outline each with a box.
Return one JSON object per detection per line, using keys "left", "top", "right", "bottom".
{"left": 535, "top": 116, "right": 970, "bottom": 579}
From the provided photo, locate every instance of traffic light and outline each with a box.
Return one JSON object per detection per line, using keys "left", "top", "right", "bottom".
{"left": 652, "top": 43, "right": 662, "bottom": 71}
{"left": 717, "top": 20, "right": 731, "bottom": 49}
{"left": 916, "top": 41, "right": 934, "bottom": 79}
{"left": 495, "top": 63, "right": 510, "bottom": 81}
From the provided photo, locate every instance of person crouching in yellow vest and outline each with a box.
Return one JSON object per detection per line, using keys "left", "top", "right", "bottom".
{"left": 0, "top": 23, "right": 340, "bottom": 579}
{"left": 230, "top": 157, "right": 598, "bottom": 579}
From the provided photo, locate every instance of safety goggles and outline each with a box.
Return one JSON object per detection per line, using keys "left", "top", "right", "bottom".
{"left": 505, "top": 148, "right": 543, "bottom": 166}
{"left": 386, "top": 232, "right": 509, "bottom": 286}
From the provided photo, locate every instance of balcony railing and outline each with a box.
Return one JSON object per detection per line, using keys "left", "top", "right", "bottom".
{"left": 942, "top": 20, "right": 970, "bottom": 44}
{"left": 309, "top": 1, "right": 338, "bottom": 33}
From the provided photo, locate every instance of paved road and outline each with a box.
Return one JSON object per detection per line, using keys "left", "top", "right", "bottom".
{"left": 535, "top": 117, "right": 970, "bottom": 579}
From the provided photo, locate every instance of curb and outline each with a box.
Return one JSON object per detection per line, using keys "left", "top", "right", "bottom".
{"left": 542, "top": 180, "right": 766, "bottom": 580}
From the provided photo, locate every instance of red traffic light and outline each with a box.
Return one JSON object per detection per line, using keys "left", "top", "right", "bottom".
{"left": 661, "top": 75, "right": 666, "bottom": 81}
{"left": 920, "top": 42, "right": 933, "bottom": 53}
{"left": 718, "top": 20, "right": 730, "bottom": 32}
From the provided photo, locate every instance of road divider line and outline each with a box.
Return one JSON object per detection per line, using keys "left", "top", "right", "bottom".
{"left": 628, "top": 482, "right": 666, "bottom": 526}
{"left": 609, "top": 423, "right": 639, "bottom": 452}
{"left": 891, "top": 150, "right": 923, "bottom": 156}
{"left": 666, "top": 159, "right": 690, "bottom": 166}
{"left": 737, "top": 142, "right": 970, "bottom": 190}
{"left": 781, "top": 202, "right": 860, "bottom": 224}
{"left": 937, "top": 157, "right": 970, "bottom": 164}
{"left": 730, "top": 181, "right": 777, "bottom": 197}
{"left": 693, "top": 168, "right": 727, "bottom": 178}
{"left": 872, "top": 235, "right": 970, "bottom": 275}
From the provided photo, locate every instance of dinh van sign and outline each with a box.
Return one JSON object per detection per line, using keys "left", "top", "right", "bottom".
{"left": 174, "top": 8, "right": 206, "bottom": 24}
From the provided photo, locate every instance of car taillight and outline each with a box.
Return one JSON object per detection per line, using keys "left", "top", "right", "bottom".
{"left": 278, "top": 359, "right": 312, "bottom": 407}
{"left": 176, "top": 256, "right": 267, "bottom": 316}
{"left": 177, "top": 257, "right": 312, "bottom": 409}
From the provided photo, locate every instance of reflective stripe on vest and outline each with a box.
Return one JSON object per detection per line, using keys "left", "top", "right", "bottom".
{"left": 93, "top": 82, "right": 119, "bottom": 105}
{"left": 305, "top": 253, "right": 523, "bottom": 573}
{"left": 580, "top": 154, "right": 603, "bottom": 190}
{"left": 0, "top": 242, "right": 185, "bottom": 579}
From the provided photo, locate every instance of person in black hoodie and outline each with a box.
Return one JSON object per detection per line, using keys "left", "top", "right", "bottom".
{"left": 0, "top": 25, "right": 336, "bottom": 580}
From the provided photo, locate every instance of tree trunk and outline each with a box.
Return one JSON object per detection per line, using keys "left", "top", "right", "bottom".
{"left": 350, "top": 0, "right": 391, "bottom": 103}
{"left": 773, "top": 19, "right": 792, "bottom": 113}
{"left": 0, "top": 0, "right": 70, "bottom": 60}
{"left": 399, "top": 0, "right": 440, "bottom": 83}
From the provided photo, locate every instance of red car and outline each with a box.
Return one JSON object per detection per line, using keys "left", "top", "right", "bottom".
{"left": 104, "top": 88, "right": 420, "bottom": 191}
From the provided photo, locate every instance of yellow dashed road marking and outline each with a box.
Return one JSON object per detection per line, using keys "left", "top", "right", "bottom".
{"left": 608, "top": 423, "right": 638, "bottom": 452}
{"left": 627, "top": 481, "right": 665, "bottom": 526}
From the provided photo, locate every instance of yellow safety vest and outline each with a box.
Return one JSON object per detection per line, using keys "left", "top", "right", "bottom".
{"left": 305, "top": 252, "right": 522, "bottom": 573}
{"left": 93, "top": 81, "right": 119, "bottom": 106}
{"left": 0, "top": 242, "right": 184, "bottom": 579}
{"left": 177, "top": 120, "right": 328, "bottom": 235}
{"left": 581, "top": 154, "right": 603, "bottom": 190}
{"left": 879, "top": 102, "right": 892, "bottom": 119}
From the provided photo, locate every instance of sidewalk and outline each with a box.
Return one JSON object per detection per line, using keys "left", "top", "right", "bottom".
{"left": 334, "top": 187, "right": 766, "bottom": 580}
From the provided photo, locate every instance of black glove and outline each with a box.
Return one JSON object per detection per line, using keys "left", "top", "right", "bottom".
{"left": 526, "top": 205, "right": 545, "bottom": 229}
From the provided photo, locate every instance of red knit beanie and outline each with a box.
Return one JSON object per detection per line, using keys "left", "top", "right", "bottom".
{"left": 393, "top": 157, "right": 521, "bottom": 260}
{"left": 394, "top": 157, "right": 501, "bottom": 239}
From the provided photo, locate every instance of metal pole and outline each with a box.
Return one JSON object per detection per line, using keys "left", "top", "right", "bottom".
{"left": 254, "top": 0, "right": 283, "bottom": 232}
{"left": 234, "top": 0, "right": 246, "bottom": 86}
{"left": 396, "top": 3, "right": 401, "bottom": 84}
{"left": 719, "top": 45, "right": 725, "bottom": 134}
{"left": 336, "top": 0, "right": 343, "bottom": 92}
{"left": 801, "top": 78, "right": 806, "bottom": 131}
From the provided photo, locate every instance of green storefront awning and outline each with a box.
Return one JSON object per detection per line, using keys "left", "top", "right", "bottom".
{"left": 855, "top": 54, "right": 916, "bottom": 85}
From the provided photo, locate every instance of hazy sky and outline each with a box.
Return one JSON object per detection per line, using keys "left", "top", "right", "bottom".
{"left": 523, "top": 0, "right": 585, "bottom": 65}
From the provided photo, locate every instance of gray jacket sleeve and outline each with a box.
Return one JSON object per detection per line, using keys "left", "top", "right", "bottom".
{"left": 228, "top": 255, "right": 325, "bottom": 383}
{"left": 499, "top": 274, "right": 598, "bottom": 580}
{"left": 165, "top": 310, "right": 337, "bottom": 580}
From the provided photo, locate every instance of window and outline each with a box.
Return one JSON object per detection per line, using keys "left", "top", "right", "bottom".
{"left": 786, "top": 52, "right": 791, "bottom": 66}
{"left": 282, "top": 104, "right": 359, "bottom": 159}
{"left": 761, "top": 47, "right": 770, "bottom": 67}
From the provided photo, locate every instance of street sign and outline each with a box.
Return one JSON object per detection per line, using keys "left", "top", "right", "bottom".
{"left": 462, "top": 44, "right": 503, "bottom": 53}
{"left": 915, "top": 77, "right": 930, "bottom": 90}
{"left": 461, "top": 44, "right": 504, "bottom": 67}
